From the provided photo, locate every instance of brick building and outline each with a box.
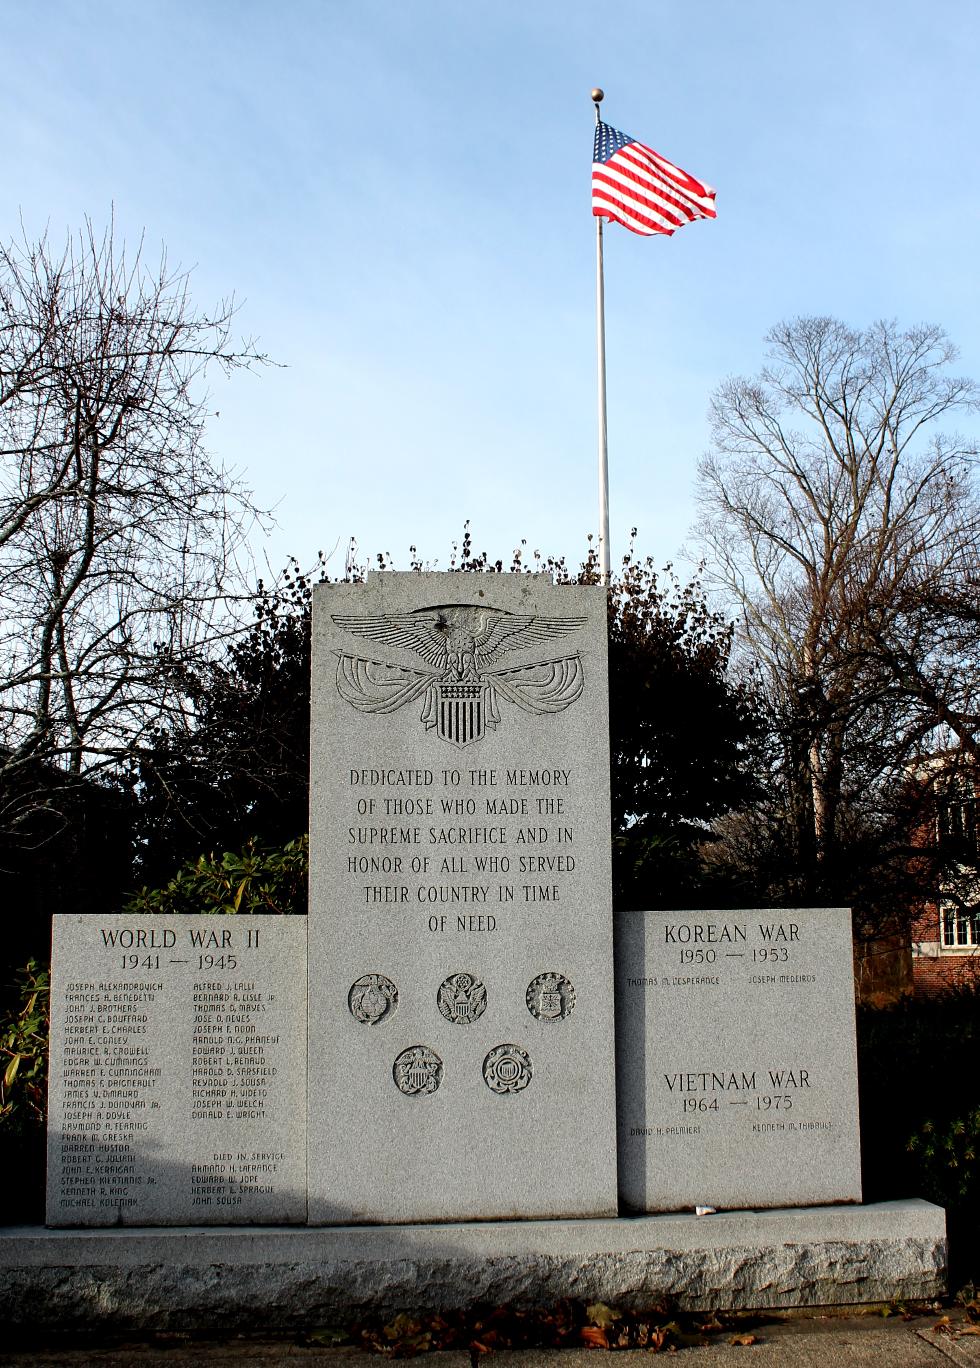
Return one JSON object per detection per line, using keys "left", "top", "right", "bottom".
{"left": 910, "top": 766, "right": 980, "bottom": 997}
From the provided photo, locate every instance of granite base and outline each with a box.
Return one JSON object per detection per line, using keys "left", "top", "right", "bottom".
{"left": 0, "top": 1201, "right": 945, "bottom": 1331}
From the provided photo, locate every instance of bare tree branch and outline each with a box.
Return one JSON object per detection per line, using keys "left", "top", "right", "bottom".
{"left": 0, "top": 218, "right": 271, "bottom": 830}
{"left": 697, "top": 316, "right": 980, "bottom": 887}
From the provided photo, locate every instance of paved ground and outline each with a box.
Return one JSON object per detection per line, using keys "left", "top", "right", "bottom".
{"left": 2, "top": 1312, "right": 979, "bottom": 1368}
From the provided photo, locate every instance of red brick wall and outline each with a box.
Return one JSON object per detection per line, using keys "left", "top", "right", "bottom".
{"left": 913, "top": 951, "right": 980, "bottom": 998}
{"left": 906, "top": 761, "right": 980, "bottom": 996}
{"left": 912, "top": 900, "right": 979, "bottom": 995}
{"left": 910, "top": 902, "right": 938, "bottom": 945}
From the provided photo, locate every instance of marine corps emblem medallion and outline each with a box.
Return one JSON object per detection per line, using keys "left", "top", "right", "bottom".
{"left": 348, "top": 973, "right": 398, "bottom": 1025}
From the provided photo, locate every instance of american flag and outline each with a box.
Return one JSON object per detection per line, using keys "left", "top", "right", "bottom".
{"left": 592, "top": 122, "right": 716, "bottom": 237}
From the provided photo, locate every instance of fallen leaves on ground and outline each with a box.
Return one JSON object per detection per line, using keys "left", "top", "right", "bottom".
{"left": 308, "top": 1299, "right": 687, "bottom": 1356}
{"left": 929, "top": 1312, "right": 980, "bottom": 1346}
{"left": 585, "top": 1302, "right": 622, "bottom": 1329}
{"left": 300, "top": 1300, "right": 785, "bottom": 1357}
{"left": 959, "top": 1288, "right": 980, "bottom": 1324}
{"left": 307, "top": 1325, "right": 351, "bottom": 1346}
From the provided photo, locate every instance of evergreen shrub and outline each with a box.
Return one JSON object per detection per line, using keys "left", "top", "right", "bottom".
{"left": 124, "top": 835, "right": 308, "bottom": 917}
{"left": 0, "top": 960, "right": 49, "bottom": 1222}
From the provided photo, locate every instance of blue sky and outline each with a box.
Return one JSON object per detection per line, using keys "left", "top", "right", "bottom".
{"left": 4, "top": 0, "right": 980, "bottom": 580}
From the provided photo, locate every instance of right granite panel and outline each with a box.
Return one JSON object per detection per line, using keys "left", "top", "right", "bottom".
{"left": 614, "top": 907, "right": 862, "bottom": 1212}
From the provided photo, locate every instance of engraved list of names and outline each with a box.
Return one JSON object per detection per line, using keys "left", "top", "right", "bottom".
{"left": 614, "top": 906, "right": 862, "bottom": 1212}
{"left": 47, "top": 914, "right": 306, "bottom": 1226}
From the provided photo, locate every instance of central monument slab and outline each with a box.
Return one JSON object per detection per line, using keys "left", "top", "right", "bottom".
{"left": 307, "top": 573, "right": 617, "bottom": 1223}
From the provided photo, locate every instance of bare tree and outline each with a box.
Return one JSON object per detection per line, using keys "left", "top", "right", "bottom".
{"left": 698, "top": 317, "right": 980, "bottom": 891}
{"left": 0, "top": 220, "right": 269, "bottom": 838}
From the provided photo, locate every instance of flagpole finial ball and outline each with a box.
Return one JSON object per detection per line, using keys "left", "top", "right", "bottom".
{"left": 591, "top": 88, "right": 604, "bottom": 103}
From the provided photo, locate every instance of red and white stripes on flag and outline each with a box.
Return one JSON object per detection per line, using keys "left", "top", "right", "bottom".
{"left": 592, "top": 121, "right": 716, "bottom": 237}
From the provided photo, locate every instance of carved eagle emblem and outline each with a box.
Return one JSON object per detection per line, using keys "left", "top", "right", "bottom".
{"left": 331, "top": 603, "right": 586, "bottom": 748}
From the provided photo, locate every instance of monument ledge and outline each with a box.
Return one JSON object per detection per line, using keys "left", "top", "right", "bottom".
{"left": 0, "top": 1201, "right": 945, "bottom": 1330}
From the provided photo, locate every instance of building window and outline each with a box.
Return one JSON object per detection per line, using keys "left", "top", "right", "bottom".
{"left": 941, "top": 904, "right": 980, "bottom": 949}
{"left": 937, "top": 790, "right": 980, "bottom": 861}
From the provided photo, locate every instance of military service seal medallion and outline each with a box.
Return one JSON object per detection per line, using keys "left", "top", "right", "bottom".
{"left": 437, "top": 972, "right": 487, "bottom": 1024}
{"left": 393, "top": 1045, "right": 443, "bottom": 1096}
{"left": 483, "top": 1043, "right": 532, "bottom": 1094}
{"left": 526, "top": 972, "right": 575, "bottom": 1022}
{"left": 348, "top": 973, "right": 398, "bottom": 1025}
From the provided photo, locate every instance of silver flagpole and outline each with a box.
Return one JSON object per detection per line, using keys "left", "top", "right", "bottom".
{"left": 592, "top": 88, "right": 611, "bottom": 586}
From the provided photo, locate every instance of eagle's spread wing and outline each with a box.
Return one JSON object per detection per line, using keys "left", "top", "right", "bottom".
{"left": 486, "top": 655, "right": 584, "bottom": 714}
{"left": 335, "top": 652, "right": 435, "bottom": 714}
{"left": 331, "top": 613, "right": 448, "bottom": 669}
{"left": 476, "top": 614, "right": 587, "bottom": 669}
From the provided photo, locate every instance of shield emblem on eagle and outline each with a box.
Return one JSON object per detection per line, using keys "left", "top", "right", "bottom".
{"left": 432, "top": 681, "right": 487, "bottom": 747}
{"left": 331, "top": 603, "right": 586, "bottom": 748}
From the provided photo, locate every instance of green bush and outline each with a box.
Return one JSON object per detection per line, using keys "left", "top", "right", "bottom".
{"left": 0, "top": 960, "right": 49, "bottom": 1222}
{"left": 907, "top": 1110, "right": 980, "bottom": 1206}
{"left": 123, "top": 834, "right": 308, "bottom": 916}
{"left": 0, "top": 959, "right": 49, "bottom": 1134}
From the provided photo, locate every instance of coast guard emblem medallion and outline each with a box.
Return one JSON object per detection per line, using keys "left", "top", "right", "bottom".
{"left": 483, "top": 1043, "right": 533, "bottom": 1094}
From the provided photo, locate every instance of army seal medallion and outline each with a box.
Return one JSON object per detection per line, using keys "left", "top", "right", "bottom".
{"left": 483, "top": 1043, "right": 532, "bottom": 1094}
{"left": 526, "top": 972, "right": 575, "bottom": 1022}
{"left": 348, "top": 974, "right": 398, "bottom": 1025}
{"left": 393, "top": 1045, "right": 443, "bottom": 1096}
{"left": 437, "top": 971, "right": 487, "bottom": 1024}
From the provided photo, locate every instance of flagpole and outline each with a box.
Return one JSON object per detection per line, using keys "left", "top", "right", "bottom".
{"left": 592, "top": 87, "right": 611, "bottom": 587}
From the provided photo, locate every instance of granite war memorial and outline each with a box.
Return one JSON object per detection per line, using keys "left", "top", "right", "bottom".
{"left": 2, "top": 571, "right": 947, "bottom": 1328}
{"left": 307, "top": 573, "right": 617, "bottom": 1223}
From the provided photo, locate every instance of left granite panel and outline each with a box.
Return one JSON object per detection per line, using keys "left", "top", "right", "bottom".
{"left": 46, "top": 914, "right": 307, "bottom": 1227}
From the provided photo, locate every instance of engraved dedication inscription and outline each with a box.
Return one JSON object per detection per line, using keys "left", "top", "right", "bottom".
{"left": 308, "top": 573, "right": 618, "bottom": 1223}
